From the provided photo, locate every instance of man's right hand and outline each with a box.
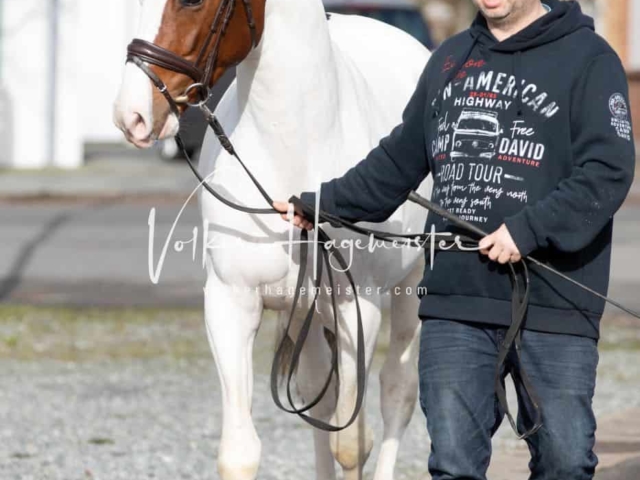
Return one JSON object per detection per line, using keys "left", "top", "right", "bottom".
{"left": 273, "top": 201, "right": 314, "bottom": 231}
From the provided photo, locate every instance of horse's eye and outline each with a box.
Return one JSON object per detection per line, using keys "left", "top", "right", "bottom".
{"left": 180, "top": 0, "right": 203, "bottom": 7}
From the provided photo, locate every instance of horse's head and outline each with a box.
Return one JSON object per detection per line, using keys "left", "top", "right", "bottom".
{"left": 114, "top": 0, "right": 266, "bottom": 148}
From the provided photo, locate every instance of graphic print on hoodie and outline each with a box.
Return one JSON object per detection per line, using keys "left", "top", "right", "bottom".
{"left": 301, "top": 0, "right": 636, "bottom": 338}
{"left": 431, "top": 53, "right": 559, "bottom": 225}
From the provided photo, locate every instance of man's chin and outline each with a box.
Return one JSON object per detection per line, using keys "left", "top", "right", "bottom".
{"left": 482, "top": 9, "right": 512, "bottom": 22}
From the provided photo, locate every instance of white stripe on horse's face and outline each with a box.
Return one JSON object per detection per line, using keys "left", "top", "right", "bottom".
{"left": 137, "top": 0, "right": 169, "bottom": 43}
{"left": 113, "top": 0, "right": 178, "bottom": 148}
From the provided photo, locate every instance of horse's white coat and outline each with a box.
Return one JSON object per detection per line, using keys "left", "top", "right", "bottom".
{"left": 116, "top": 1, "right": 432, "bottom": 479}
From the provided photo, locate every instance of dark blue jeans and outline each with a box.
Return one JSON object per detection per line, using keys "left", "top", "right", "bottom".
{"left": 419, "top": 319, "right": 599, "bottom": 480}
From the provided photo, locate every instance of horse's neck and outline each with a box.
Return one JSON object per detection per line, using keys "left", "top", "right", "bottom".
{"left": 236, "top": 0, "right": 341, "bottom": 154}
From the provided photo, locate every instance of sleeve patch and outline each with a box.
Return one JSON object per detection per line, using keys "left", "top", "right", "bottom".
{"left": 609, "top": 93, "right": 632, "bottom": 141}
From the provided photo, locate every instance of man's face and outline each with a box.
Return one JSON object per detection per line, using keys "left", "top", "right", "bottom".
{"left": 472, "top": 0, "right": 531, "bottom": 23}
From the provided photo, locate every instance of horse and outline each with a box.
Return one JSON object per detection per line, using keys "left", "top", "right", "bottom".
{"left": 113, "top": 1, "right": 432, "bottom": 479}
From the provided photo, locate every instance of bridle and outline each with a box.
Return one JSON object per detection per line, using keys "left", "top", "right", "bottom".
{"left": 127, "top": 0, "right": 258, "bottom": 118}
{"left": 123, "top": 2, "right": 640, "bottom": 440}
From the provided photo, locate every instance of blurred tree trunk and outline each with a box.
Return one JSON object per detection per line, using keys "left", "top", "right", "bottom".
{"left": 417, "top": 0, "right": 476, "bottom": 46}
{"left": 596, "top": 0, "right": 629, "bottom": 65}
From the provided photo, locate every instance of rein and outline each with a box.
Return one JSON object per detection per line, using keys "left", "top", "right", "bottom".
{"left": 125, "top": 4, "right": 640, "bottom": 440}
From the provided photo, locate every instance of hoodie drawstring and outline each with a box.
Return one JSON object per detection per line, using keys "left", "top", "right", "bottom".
{"left": 514, "top": 51, "right": 524, "bottom": 117}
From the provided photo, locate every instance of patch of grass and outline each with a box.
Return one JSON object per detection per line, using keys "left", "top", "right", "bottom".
{"left": 599, "top": 339, "right": 640, "bottom": 351}
{"left": 0, "top": 304, "right": 199, "bottom": 324}
{"left": 0, "top": 167, "right": 81, "bottom": 177}
{"left": 11, "top": 452, "right": 32, "bottom": 459}
{"left": 599, "top": 320, "right": 640, "bottom": 352}
{"left": 88, "top": 437, "right": 115, "bottom": 446}
{"left": 0, "top": 304, "right": 210, "bottom": 362}
{"left": 3, "top": 335, "right": 18, "bottom": 348}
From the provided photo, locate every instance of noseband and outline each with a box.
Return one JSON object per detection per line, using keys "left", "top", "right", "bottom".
{"left": 127, "top": 0, "right": 258, "bottom": 116}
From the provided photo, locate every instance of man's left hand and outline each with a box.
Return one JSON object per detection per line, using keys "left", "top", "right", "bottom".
{"left": 478, "top": 224, "right": 522, "bottom": 264}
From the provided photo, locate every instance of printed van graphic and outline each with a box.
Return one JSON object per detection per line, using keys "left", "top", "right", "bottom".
{"left": 450, "top": 109, "right": 503, "bottom": 160}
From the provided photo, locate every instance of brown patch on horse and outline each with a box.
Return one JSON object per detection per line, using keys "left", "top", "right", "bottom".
{"left": 149, "top": 0, "right": 266, "bottom": 127}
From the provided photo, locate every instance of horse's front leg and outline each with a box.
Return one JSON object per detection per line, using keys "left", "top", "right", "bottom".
{"left": 204, "top": 269, "right": 263, "bottom": 480}
{"left": 331, "top": 292, "right": 382, "bottom": 480}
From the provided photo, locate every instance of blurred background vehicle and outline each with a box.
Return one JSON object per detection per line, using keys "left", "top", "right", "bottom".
{"left": 159, "top": 0, "right": 434, "bottom": 161}
{"left": 324, "top": 0, "right": 434, "bottom": 49}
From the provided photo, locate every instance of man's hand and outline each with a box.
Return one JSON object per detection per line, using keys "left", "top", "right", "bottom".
{"left": 273, "top": 201, "right": 314, "bottom": 231}
{"left": 478, "top": 224, "right": 522, "bottom": 264}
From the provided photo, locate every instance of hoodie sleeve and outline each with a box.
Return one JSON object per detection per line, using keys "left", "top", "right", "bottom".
{"left": 504, "top": 53, "right": 635, "bottom": 255}
{"left": 299, "top": 63, "right": 431, "bottom": 224}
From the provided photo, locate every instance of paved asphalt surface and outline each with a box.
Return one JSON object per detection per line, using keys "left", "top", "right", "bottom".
{"left": 0, "top": 197, "right": 205, "bottom": 307}
{"left": 1, "top": 188, "right": 639, "bottom": 313}
{"left": 599, "top": 457, "right": 640, "bottom": 480}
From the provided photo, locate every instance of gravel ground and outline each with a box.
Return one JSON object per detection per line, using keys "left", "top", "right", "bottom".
{"left": 1, "top": 306, "right": 639, "bottom": 480}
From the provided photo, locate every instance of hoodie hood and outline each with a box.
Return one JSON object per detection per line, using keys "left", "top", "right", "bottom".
{"left": 432, "top": 0, "right": 595, "bottom": 118}
{"left": 471, "top": 0, "right": 594, "bottom": 52}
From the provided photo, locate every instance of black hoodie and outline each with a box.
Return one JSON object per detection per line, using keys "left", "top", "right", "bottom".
{"left": 301, "top": 0, "right": 635, "bottom": 338}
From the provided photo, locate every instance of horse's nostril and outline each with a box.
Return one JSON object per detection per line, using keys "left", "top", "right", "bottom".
{"left": 125, "top": 112, "right": 150, "bottom": 140}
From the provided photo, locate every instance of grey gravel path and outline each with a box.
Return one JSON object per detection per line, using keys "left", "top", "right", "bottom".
{"left": 1, "top": 310, "right": 639, "bottom": 480}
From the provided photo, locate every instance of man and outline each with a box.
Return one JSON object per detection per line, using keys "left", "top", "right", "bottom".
{"left": 275, "top": 0, "right": 635, "bottom": 478}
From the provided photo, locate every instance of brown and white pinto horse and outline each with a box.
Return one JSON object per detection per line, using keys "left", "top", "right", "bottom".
{"left": 114, "top": 1, "right": 432, "bottom": 479}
